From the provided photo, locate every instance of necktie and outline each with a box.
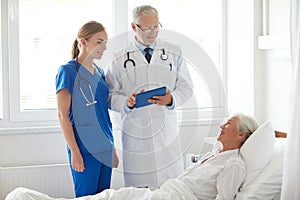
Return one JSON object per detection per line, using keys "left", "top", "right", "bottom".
{"left": 144, "top": 47, "right": 152, "bottom": 63}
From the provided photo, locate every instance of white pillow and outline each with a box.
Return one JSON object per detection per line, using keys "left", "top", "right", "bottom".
{"left": 239, "top": 121, "right": 275, "bottom": 188}
{"left": 236, "top": 138, "right": 286, "bottom": 200}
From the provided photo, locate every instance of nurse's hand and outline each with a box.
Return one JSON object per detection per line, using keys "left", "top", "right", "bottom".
{"left": 71, "top": 152, "right": 85, "bottom": 172}
{"left": 112, "top": 148, "right": 119, "bottom": 168}
{"left": 148, "top": 89, "right": 172, "bottom": 106}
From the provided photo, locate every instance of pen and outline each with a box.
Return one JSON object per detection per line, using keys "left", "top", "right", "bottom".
{"left": 169, "top": 63, "right": 172, "bottom": 71}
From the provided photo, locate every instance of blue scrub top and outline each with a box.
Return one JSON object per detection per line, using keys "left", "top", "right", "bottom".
{"left": 56, "top": 60, "right": 114, "bottom": 155}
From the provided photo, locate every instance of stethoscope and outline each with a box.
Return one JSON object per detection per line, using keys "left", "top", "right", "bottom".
{"left": 123, "top": 48, "right": 168, "bottom": 69}
{"left": 123, "top": 49, "right": 168, "bottom": 84}
{"left": 75, "top": 60, "right": 102, "bottom": 106}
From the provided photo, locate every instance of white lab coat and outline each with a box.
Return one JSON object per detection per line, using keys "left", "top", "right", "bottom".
{"left": 106, "top": 38, "right": 193, "bottom": 188}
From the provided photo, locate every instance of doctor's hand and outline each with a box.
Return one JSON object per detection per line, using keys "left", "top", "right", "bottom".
{"left": 148, "top": 89, "right": 173, "bottom": 106}
{"left": 127, "top": 89, "right": 144, "bottom": 109}
{"left": 71, "top": 151, "right": 85, "bottom": 172}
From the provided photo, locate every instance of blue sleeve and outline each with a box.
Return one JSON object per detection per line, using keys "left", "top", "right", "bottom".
{"left": 55, "top": 64, "right": 76, "bottom": 95}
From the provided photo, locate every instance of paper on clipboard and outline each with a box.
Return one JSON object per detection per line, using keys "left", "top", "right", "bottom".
{"left": 135, "top": 86, "right": 167, "bottom": 108}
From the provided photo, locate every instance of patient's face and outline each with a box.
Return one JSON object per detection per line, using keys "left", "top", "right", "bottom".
{"left": 217, "top": 116, "right": 241, "bottom": 145}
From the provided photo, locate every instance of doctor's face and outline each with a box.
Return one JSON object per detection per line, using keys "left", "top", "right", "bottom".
{"left": 132, "top": 13, "right": 159, "bottom": 46}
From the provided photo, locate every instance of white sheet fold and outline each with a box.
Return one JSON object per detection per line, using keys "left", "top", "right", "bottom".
{"left": 5, "top": 179, "right": 197, "bottom": 200}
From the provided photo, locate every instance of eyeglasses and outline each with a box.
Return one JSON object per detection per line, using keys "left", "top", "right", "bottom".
{"left": 136, "top": 22, "right": 162, "bottom": 33}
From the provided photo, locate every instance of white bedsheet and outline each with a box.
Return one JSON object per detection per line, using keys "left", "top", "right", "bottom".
{"left": 5, "top": 179, "right": 197, "bottom": 200}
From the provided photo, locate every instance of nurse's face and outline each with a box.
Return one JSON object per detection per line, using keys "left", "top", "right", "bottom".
{"left": 85, "top": 30, "right": 108, "bottom": 60}
{"left": 132, "top": 13, "right": 159, "bottom": 46}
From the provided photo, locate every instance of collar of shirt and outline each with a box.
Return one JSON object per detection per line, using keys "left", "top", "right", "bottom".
{"left": 200, "top": 148, "right": 240, "bottom": 164}
{"left": 134, "top": 38, "right": 156, "bottom": 56}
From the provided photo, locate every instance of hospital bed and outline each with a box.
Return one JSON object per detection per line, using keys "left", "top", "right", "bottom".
{"left": 5, "top": 121, "right": 286, "bottom": 200}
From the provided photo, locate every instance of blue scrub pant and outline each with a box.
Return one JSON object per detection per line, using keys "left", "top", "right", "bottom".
{"left": 68, "top": 152, "right": 112, "bottom": 197}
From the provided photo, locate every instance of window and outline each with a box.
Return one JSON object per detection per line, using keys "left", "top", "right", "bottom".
{"left": 17, "top": 0, "right": 113, "bottom": 111}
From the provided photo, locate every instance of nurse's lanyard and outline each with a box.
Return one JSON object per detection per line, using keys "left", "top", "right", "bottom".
{"left": 75, "top": 60, "right": 102, "bottom": 106}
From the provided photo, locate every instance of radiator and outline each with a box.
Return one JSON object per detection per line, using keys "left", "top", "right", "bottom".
{"left": 0, "top": 164, "right": 74, "bottom": 199}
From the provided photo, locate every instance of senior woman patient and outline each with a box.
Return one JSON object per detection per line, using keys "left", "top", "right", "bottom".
{"left": 6, "top": 113, "right": 259, "bottom": 200}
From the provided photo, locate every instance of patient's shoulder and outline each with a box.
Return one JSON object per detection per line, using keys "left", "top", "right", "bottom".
{"left": 224, "top": 150, "right": 245, "bottom": 168}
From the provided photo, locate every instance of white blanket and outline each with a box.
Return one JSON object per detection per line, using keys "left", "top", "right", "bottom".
{"left": 5, "top": 179, "right": 197, "bottom": 200}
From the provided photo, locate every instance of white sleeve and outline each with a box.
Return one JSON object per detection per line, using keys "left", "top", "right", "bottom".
{"left": 215, "top": 161, "right": 245, "bottom": 200}
{"left": 106, "top": 54, "right": 128, "bottom": 115}
{"left": 171, "top": 47, "right": 193, "bottom": 109}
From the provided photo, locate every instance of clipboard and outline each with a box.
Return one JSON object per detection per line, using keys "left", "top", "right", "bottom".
{"left": 135, "top": 86, "right": 167, "bottom": 108}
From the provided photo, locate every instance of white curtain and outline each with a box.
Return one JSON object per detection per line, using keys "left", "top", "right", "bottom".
{"left": 281, "top": 0, "right": 300, "bottom": 199}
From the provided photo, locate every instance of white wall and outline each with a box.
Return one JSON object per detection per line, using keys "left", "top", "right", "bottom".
{"left": 263, "top": 0, "right": 291, "bottom": 132}
{"left": 227, "top": 0, "right": 291, "bottom": 132}
{"left": 0, "top": 132, "right": 67, "bottom": 167}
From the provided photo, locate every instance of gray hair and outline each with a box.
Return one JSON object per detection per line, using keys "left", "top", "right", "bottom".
{"left": 132, "top": 5, "right": 158, "bottom": 24}
{"left": 235, "top": 113, "right": 259, "bottom": 144}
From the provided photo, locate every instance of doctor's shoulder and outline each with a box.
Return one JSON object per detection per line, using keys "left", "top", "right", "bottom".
{"left": 159, "top": 39, "right": 182, "bottom": 56}
{"left": 111, "top": 47, "right": 127, "bottom": 63}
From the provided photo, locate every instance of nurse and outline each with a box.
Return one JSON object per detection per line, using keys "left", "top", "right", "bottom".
{"left": 56, "top": 21, "right": 118, "bottom": 197}
{"left": 106, "top": 5, "right": 193, "bottom": 188}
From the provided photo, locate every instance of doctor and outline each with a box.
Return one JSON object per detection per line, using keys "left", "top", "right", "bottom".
{"left": 106, "top": 5, "right": 193, "bottom": 188}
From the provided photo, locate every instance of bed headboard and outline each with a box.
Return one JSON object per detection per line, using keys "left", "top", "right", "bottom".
{"left": 275, "top": 130, "right": 287, "bottom": 138}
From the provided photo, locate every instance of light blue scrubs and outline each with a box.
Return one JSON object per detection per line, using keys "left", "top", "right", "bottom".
{"left": 56, "top": 60, "right": 114, "bottom": 197}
